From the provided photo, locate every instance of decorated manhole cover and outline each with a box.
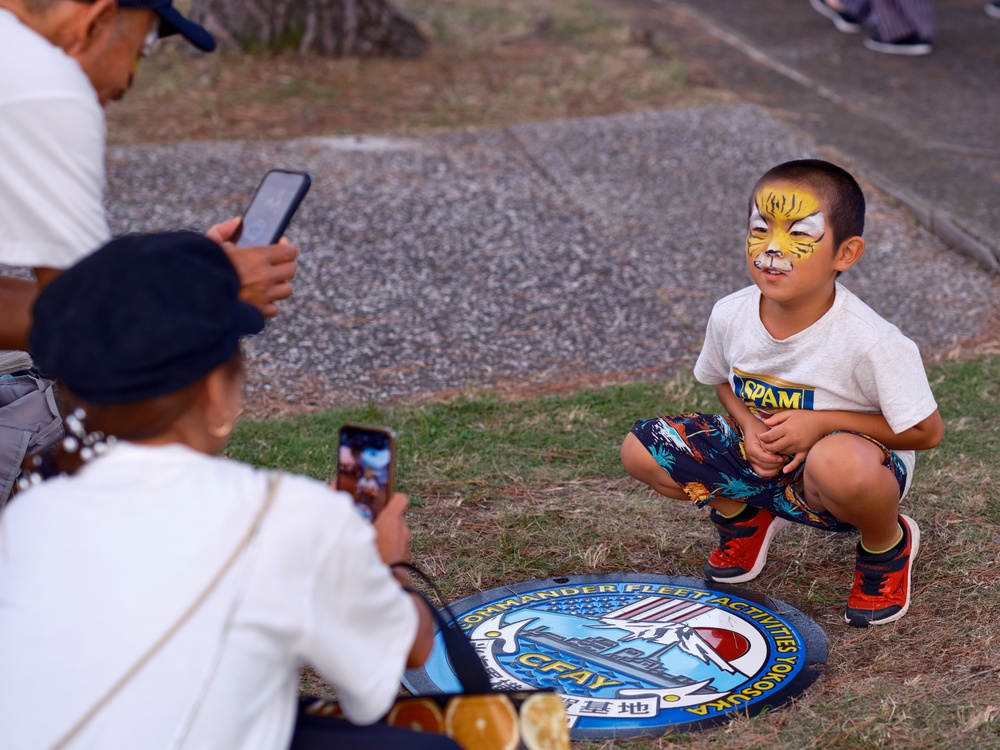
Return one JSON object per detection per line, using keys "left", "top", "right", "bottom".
{"left": 404, "top": 574, "right": 827, "bottom": 739}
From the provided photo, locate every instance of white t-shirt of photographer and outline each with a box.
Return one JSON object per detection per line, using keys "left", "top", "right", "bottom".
{"left": 0, "top": 443, "right": 417, "bottom": 750}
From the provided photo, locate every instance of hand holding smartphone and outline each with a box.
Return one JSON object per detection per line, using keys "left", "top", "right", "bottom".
{"left": 336, "top": 424, "right": 396, "bottom": 521}
{"left": 232, "top": 169, "right": 311, "bottom": 248}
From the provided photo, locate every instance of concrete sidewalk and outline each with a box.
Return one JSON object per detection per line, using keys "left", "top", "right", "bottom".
{"left": 641, "top": 0, "right": 1000, "bottom": 271}
{"left": 105, "top": 105, "right": 999, "bottom": 412}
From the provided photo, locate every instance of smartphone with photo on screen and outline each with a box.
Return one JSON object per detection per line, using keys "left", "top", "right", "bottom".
{"left": 232, "top": 169, "right": 311, "bottom": 248}
{"left": 336, "top": 424, "right": 396, "bottom": 521}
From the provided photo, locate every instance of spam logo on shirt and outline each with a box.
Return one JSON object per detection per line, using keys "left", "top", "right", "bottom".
{"left": 732, "top": 368, "right": 815, "bottom": 412}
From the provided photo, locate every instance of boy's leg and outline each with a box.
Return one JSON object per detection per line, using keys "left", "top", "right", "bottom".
{"left": 621, "top": 432, "right": 692, "bottom": 502}
{"left": 802, "top": 433, "right": 902, "bottom": 550}
{"left": 622, "top": 425, "right": 788, "bottom": 583}
{"left": 803, "top": 432, "right": 918, "bottom": 626}
{"left": 621, "top": 432, "right": 742, "bottom": 512}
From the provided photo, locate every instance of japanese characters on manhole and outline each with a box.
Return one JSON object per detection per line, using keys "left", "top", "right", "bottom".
{"left": 404, "top": 574, "right": 827, "bottom": 739}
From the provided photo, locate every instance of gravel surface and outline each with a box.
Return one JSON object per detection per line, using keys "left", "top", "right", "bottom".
{"left": 105, "top": 103, "right": 1000, "bottom": 415}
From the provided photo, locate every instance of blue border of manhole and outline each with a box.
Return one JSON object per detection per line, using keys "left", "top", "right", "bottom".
{"left": 404, "top": 574, "right": 827, "bottom": 739}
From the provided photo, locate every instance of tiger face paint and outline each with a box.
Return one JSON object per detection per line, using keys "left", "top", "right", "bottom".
{"left": 746, "top": 187, "right": 826, "bottom": 274}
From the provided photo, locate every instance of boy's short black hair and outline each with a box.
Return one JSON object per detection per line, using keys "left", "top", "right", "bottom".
{"left": 750, "top": 159, "right": 865, "bottom": 248}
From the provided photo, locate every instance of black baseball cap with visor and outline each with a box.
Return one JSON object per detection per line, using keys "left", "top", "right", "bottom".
{"left": 115, "top": 0, "right": 216, "bottom": 52}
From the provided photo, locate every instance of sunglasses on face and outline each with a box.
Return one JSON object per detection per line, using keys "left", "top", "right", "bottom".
{"left": 140, "top": 18, "right": 160, "bottom": 60}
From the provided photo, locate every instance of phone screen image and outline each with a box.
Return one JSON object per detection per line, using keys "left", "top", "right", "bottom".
{"left": 336, "top": 425, "right": 395, "bottom": 520}
{"left": 235, "top": 169, "right": 311, "bottom": 248}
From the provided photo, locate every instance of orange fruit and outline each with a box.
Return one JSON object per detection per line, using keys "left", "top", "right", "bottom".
{"left": 444, "top": 695, "right": 519, "bottom": 750}
{"left": 386, "top": 697, "right": 445, "bottom": 733}
{"left": 519, "top": 693, "right": 570, "bottom": 750}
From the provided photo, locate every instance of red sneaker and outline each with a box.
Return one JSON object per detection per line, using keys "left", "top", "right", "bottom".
{"left": 705, "top": 507, "right": 789, "bottom": 583}
{"left": 844, "top": 515, "right": 920, "bottom": 627}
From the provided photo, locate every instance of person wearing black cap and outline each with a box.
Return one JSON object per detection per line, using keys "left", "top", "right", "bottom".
{"left": 0, "top": 0, "right": 297, "bottom": 345}
{"left": 0, "top": 232, "right": 458, "bottom": 750}
{"left": 0, "top": 0, "right": 298, "bottom": 504}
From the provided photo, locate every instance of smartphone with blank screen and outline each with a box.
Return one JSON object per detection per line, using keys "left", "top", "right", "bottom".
{"left": 336, "top": 424, "right": 397, "bottom": 521}
{"left": 232, "top": 169, "right": 311, "bottom": 248}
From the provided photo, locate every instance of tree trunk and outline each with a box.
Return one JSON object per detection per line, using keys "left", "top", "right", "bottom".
{"left": 191, "top": 0, "right": 428, "bottom": 58}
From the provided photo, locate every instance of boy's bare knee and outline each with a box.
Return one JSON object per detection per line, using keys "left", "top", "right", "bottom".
{"left": 621, "top": 432, "right": 661, "bottom": 482}
{"left": 621, "top": 433, "right": 688, "bottom": 501}
{"left": 806, "top": 433, "right": 898, "bottom": 505}
{"left": 806, "top": 432, "right": 883, "bottom": 482}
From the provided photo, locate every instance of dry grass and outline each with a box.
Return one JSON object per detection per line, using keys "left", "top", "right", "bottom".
{"left": 233, "top": 359, "right": 1000, "bottom": 749}
{"left": 408, "top": 476, "right": 1000, "bottom": 749}
{"left": 106, "top": 0, "right": 729, "bottom": 145}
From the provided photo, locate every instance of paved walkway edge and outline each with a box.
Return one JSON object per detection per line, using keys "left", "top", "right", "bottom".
{"left": 867, "top": 174, "right": 1000, "bottom": 274}
{"left": 663, "top": 0, "right": 1000, "bottom": 275}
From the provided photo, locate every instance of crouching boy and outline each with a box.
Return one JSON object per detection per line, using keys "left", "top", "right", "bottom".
{"left": 622, "top": 159, "right": 943, "bottom": 627}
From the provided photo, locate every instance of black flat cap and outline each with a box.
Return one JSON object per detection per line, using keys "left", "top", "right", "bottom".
{"left": 31, "top": 232, "right": 264, "bottom": 405}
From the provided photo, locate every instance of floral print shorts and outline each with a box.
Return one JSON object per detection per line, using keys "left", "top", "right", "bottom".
{"left": 630, "top": 413, "right": 907, "bottom": 531}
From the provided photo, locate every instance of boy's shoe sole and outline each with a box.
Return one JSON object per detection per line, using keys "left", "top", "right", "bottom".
{"left": 808, "top": 0, "right": 862, "bottom": 32}
{"left": 864, "top": 36, "right": 932, "bottom": 56}
{"left": 987, "top": 2, "right": 1000, "bottom": 18}
{"left": 844, "top": 514, "right": 920, "bottom": 627}
{"left": 705, "top": 508, "right": 790, "bottom": 584}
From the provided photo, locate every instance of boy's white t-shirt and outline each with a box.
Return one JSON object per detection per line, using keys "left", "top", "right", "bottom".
{"left": 0, "top": 443, "right": 418, "bottom": 749}
{"left": 0, "top": 8, "right": 110, "bottom": 269}
{"left": 693, "top": 282, "right": 938, "bottom": 490}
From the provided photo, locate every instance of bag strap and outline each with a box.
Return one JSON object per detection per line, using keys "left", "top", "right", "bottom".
{"left": 48, "top": 471, "right": 284, "bottom": 750}
{"left": 395, "top": 562, "right": 494, "bottom": 694}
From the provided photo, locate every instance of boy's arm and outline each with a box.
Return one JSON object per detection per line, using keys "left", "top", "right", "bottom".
{"left": 760, "top": 408, "right": 944, "bottom": 473}
{"left": 715, "top": 383, "right": 792, "bottom": 479}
